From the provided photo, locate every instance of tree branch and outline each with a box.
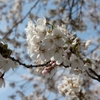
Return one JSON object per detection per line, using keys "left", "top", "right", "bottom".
{"left": 86, "top": 68, "right": 100, "bottom": 82}
{"left": 9, "top": 56, "right": 50, "bottom": 68}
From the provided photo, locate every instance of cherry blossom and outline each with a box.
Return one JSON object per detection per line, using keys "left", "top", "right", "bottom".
{"left": 58, "top": 74, "right": 85, "bottom": 100}
{"left": 25, "top": 17, "right": 93, "bottom": 72}
{"left": 0, "top": 54, "right": 15, "bottom": 72}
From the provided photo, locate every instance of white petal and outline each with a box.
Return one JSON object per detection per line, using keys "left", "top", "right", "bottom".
{"left": 36, "top": 17, "right": 46, "bottom": 26}
{"left": 85, "top": 40, "right": 91, "bottom": 49}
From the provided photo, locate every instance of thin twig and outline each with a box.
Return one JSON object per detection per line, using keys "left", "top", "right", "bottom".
{"left": 86, "top": 70, "right": 99, "bottom": 81}
{"left": 88, "top": 68, "right": 99, "bottom": 77}
{"left": 9, "top": 56, "right": 50, "bottom": 68}
{"left": 3, "top": 0, "right": 40, "bottom": 39}
{"left": 86, "top": 68, "right": 100, "bottom": 82}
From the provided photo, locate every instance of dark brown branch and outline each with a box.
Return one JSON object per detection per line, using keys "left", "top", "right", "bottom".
{"left": 3, "top": 0, "right": 40, "bottom": 39}
{"left": 69, "top": 0, "right": 74, "bottom": 20}
{"left": 86, "top": 70, "right": 99, "bottom": 81}
{"left": 60, "top": 62, "right": 71, "bottom": 68}
{"left": 9, "top": 56, "right": 50, "bottom": 68}
{"left": 86, "top": 68, "right": 100, "bottom": 82}
{"left": 88, "top": 68, "right": 99, "bottom": 77}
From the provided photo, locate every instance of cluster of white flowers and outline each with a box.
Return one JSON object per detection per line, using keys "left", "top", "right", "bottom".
{"left": 25, "top": 17, "right": 98, "bottom": 98}
{"left": 0, "top": 54, "right": 16, "bottom": 87}
{"left": 25, "top": 17, "right": 65, "bottom": 64}
{"left": 58, "top": 74, "right": 85, "bottom": 100}
{"left": 25, "top": 17, "right": 92, "bottom": 75}
{"left": 0, "top": 39, "right": 16, "bottom": 87}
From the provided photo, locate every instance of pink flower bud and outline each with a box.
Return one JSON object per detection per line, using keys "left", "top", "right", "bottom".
{"left": 50, "top": 61, "right": 53, "bottom": 65}
{"left": 42, "top": 69, "right": 48, "bottom": 74}
{"left": 52, "top": 63, "right": 56, "bottom": 67}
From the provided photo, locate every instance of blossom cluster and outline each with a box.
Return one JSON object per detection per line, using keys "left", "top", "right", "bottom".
{"left": 0, "top": 54, "right": 16, "bottom": 87}
{"left": 58, "top": 74, "right": 100, "bottom": 100}
{"left": 25, "top": 17, "right": 91, "bottom": 75}
{"left": 58, "top": 74, "right": 85, "bottom": 100}
{"left": 0, "top": 39, "right": 16, "bottom": 87}
{"left": 25, "top": 17, "right": 96, "bottom": 99}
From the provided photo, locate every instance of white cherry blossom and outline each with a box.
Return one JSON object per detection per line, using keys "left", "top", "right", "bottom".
{"left": 1, "top": 58, "right": 16, "bottom": 72}
{"left": 52, "top": 28, "right": 65, "bottom": 46}
{"left": 63, "top": 57, "right": 71, "bottom": 67}
{"left": 85, "top": 40, "right": 91, "bottom": 49}
{"left": 0, "top": 54, "right": 15, "bottom": 72}
{"left": 58, "top": 74, "right": 84, "bottom": 99}
{"left": 39, "top": 45, "right": 53, "bottom": 61}
{"left": 25, "top": 17, "right": 92, "bottom": 75}
{"left": 43, "top": 37, "right": 54, "bottom": 49}
{"left": 36, "top": 17, "right": 46, "bottom": 26}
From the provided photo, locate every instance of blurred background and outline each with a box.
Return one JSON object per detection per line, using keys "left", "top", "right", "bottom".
{"left": 0, "top": 0, "right": 100, "bottom": 100}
